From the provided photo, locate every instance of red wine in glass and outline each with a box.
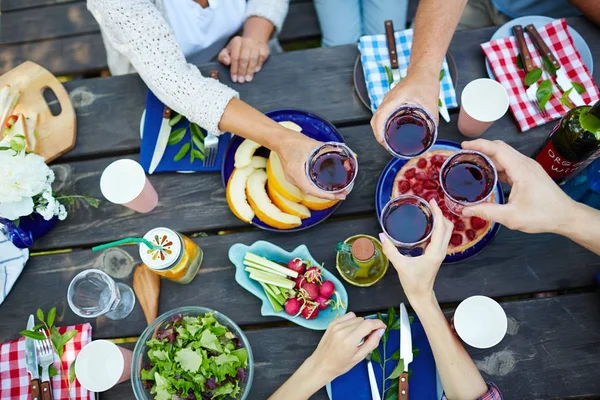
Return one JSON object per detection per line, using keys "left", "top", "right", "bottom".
{"left": 384, "top": 105, "right": 437, "bottom": 158}
{"left": 307, "top": 143, "right": 357, "bottom": 193}
{"left": 380, "top": 195, "right": 435, "bottom": 252}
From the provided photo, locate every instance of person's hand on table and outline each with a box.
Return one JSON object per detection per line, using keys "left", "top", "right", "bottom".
{"left": 461, "top": 139, "right": 576, "bottom": 234}
{"left": 370, "top": 72, "right": 440, "bottom": 147}
{"left": 218, "top": 35, "right": 269, "bottom": 83}
{"left": 379, "top": 199, "right": 453, "bottom": 303}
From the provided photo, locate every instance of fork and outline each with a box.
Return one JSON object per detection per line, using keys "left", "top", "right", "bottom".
{"left": 203, "top": 133, "right": 219, "bottom": 168}
{"left": 36, "top": 329, "right": 54, "bottom": 400}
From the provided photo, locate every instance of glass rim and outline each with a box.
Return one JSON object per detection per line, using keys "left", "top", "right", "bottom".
{"left": 379, "top": 194, "right": 436, "bottom": 247}
{"left": 304, "top": 141, "right": 358, "bottom": 194}
{"left": 439, "top": 150, "right": 498, "bottom": 206}
{"left": 382, "top": 103, "right": 439, "bottom": 160}
{"left": 67, "top": 268, "right": 117, "bottom": 318}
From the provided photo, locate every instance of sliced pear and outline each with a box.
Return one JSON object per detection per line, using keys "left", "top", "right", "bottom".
{"left": 266, "top": 151, "right": 305, "bottom": 203}
{"left": 234, "top": 139, "right": 261, "bottom": 168}
{"left": 250, "top": 156, "right": 268, "bottom": 169}
{"left": 278, "top": 120, "right": 303, "bottom": 132}
{"left": 246, "top": 169, "right": 301, "bottom": 229}
{"left": 226, "top": 166, "right": 256, "bottom": 223}
{"left": 267, "top": 180, "right": 311, "bottom": 219}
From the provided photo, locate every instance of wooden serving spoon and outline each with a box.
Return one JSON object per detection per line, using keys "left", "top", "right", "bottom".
{"left": 133, "top": 263, "right": 161, "bottom": 325}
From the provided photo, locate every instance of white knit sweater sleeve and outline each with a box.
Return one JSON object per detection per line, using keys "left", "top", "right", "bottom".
{"left": 87, "top": 0, "right": 238, "bottom": 136}
{"left": 245, "top": 0, "right": 290, "bottom": 33}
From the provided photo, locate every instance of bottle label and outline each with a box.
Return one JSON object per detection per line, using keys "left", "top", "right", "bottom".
{"left": 535, "top": 127, "right": 587, "bottom": 180}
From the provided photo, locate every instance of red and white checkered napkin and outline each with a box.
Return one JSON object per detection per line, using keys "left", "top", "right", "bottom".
{"left": 481, "top": 18, "right": 600, "bottom": 132}
{"left": 0, "top": 323, "right": 94, "bottom": 400}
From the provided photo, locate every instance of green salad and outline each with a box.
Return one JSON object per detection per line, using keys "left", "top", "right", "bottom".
{"left": 141, "top": 313, "right": 249, "bottom": 400}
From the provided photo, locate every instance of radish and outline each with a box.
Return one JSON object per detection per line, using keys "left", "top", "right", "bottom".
{"left": 319, "top": 281, "right": 335, "bottom": 299}
{"left": 287, "top": 258, "right": 306, "bottom": 275}
{"left": 300, "top": 282, "right": 319, "bottom": 301}
{"left": 304, "top": 266, "right": 322, "bottom": 283}
{"left": 284, "top": 298, "right": 303, "bottom": 316}
{"left": 294, "top": 275, "right": 304, "bottom": 289}
{"left": 315, "top": 295, "right": 331, "bottom": 310}
{"left": 301, "top": 303, "right": 319, "bottom": 320}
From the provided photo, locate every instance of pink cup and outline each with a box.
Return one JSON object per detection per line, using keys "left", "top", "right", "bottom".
{"left": 458, "top": 79, "right": 509, "bottom": 138}
{"left": 75, "top": 340, "right": 133, "bottom": 392}
{"left": 100, "top": 159, "right": 158, "bottom": 213}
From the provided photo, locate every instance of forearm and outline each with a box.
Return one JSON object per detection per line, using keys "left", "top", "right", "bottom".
{"left": 412, "top": 293, "right": 488, "bottom": 400}
{"left": 243, "top": 16, "right": 275, "bottom": 43}
{"left": 569, "top": 0, "right": 600, "bottom": 24}
{"left": 557, "top": 201, "right": 600, "bottom": 255}
{"left": 245, "top": 0, "right": 290, "bottom": 34}
{"left": 269, "top": 356, "right": 332, "bottom": 400}
{"left": 408, "top": 0, "right": 467, "bottom": 80}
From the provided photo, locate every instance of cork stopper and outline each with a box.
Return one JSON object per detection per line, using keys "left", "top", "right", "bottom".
{"left": 351, "top": 237, "right": 375, "bottom": 261}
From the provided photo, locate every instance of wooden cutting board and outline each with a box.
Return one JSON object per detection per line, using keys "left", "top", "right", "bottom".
{"left": 0, "top": 61, "right": 76, "bottom": 162}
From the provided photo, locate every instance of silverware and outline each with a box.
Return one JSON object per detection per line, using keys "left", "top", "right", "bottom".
{"left": 148, "top": 105, "right": 173, "bottom": 174}
{"left": 365, "top": 352, "right": 382, "bottom": 400}
{"left": 525, "top": 24, "right": 586, "bottom": 107}
{"left": 513, "top": 25, "right": 549, "bottom": 117}
{"left": 36, "top": 329, "right": 54, "bottom": 400}
{"left": 384, "top": 20, "right": 402, "bottom": 89}
{"left": 204, "top": 70, "right": 221, "bottom": 168}
{"left": 25, "top": 315, "right": 41, "bottom": 400}
{"left": 399, "top": 303, "right": 413, "bottom": 400}
{"left": 438, "top": 91, "right": 451, "bottom": 123}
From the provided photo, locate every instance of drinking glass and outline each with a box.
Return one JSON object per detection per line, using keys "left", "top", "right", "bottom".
{"left": 439, "top": 150, "right": 498, "bottom": 216}
{"left": 379, "top": 195, "right": 435, "bottom": 256}
{"left": 67, "top": 269, "right": 135, "bottom": 320}
{"left": 305, "top": 142, "right": 358, "bottom": 194}
{"left": 383, "top": 104, "right": 438, "bottom": 159}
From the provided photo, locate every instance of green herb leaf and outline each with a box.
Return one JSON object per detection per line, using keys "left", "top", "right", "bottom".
{"left": 168, "top": 127, "right": 187, "bottom": 146}
{"left": 386, "top": 307, "right": 396, "bottom": 330}
{"left": 169, "top": 113, "right": 183, "bottom": 127}
{"left": 192, "top": 149, "right": 205, "bottom": 161}
{"left": 409, "top": 315, "right": 414, "bottom": 324}
{"left": 572, "top": 81, "right": 586, "bottom": 95}
{"left": 388, "top": 359, "right": 405, "bottom": 379}
{"left": 377, "top": 312, "right": 385, "bottom": 325}
{"left": 191, "top": 135, "right": 205, "bottom": 154}
{"left": 190, "top": 123, "right": 205, "bottom": 141}
{"left": 190, "top": 145, "right": 195, "bottom": 163}
{"left": 560, "top": 88, "right": 574, "bottom": 109}
{"left": 413, "top": 347, "right": 420, "bottom": 357}
{"left": 524, "top": 68, "right": 542, "bottom": 86}
{"left": 50, "top": 327, "right": 63, "bottom": 357}
{"left": 389, "top": 318, "right": 400, "bottom": 331}
{"left": 371, "top": 348, "right": 381, "bottom": 363}
{"left": 381, "top": 64, "right": 394, "bottom": 88}
{"left": 20, "top": 330, "right": 45, "bottom": 340}
{"left": 13, "top": 218, "right": 20, "bottom": 228}
{"left": 69, "top": 360, "right": 76, "bottom": 384}
{"left": 49, "top": 365, "right": 58, "bottom": 377}
{"left": 33, "top": 323, "right": 45, "bottom": 331}
{"left": 47, "top": 307, "right": 56, "bottom": 329}
{"left": 542, "top": 57, "right": 558, "bottom": 76}
{"left": 174, "top": 143, "right": 190, "bottom": 161}
{"left": 438, "top": 98, "right": 443, "bottom": 107}
{"left": 515, "top": 54, "right": 524, "bottom": 70}
{"left": 439, "top": 69, "right": 445, "bottom": 81}
{"left": 37, "top": 309, "right": 45, "bottom": 323}
{"left": 390, "top": 349, "right": 400, "bottom": 360}
{"left": 382, "top": 331, "right": 388, "bottom": 346}
{"left": 536, "top": 79, "right": 553, "bottom": 110}
{"left": 385, "top": 388, "right": 398, "bottom": 400}
{"left": 580, "top": 109, "right": 600, "bottom": 138}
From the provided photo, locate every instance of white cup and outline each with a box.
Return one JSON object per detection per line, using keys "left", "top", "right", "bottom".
{"left": 453, "top": 295, "right": 507, "bottom": 349}
{"left": 100, "top": 159, "right": 158, "bottom": 213}
{"left": 458, "top": 78, "right": 509, "bottom": 138}
{"left": 75, "top": 340, "right": 131, "bottom": 392}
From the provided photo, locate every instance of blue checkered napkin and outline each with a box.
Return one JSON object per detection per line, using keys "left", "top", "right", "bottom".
{"left": 0, "top": 231, "right": 29, "bottom": 306}
{"left": 358, "top": 29, "right": 458, "bottom": 113}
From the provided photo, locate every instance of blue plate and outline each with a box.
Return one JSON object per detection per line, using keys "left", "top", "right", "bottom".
{"left": 485, "top": 16, "right": 594, "bottom": 80}
{"left": 222, "top": 108, "right": 345, "bottom": 232}
{"left": 228, "top": 240, "right": 348, "bottom": 331}
{"left": 375, "top": 140, "right": 504, "bottom": 264}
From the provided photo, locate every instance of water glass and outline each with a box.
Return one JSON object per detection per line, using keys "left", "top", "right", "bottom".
{"left": 67, "top": 269, "right": 135, "bottom": 320}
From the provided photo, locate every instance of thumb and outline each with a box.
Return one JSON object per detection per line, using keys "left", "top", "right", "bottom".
{"left": 462, "top": 202, "right": 511, "bottom": 225}
{"left": 378, "top": 233, "right": 406, "bottom": 267}
{"left": 355, "top": 328, "right": 385, "bottom": 360}
{"left": 218, "top": 48, "right": 231, "bottom": 66}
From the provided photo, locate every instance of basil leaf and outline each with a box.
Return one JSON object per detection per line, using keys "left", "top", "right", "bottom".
{"left": 174, "top": 143, "right": 190, "bottom": 161}
{"left": 524, "top": 68, "right": 542, "bottom": 86}
{"left": 47, "top": 307, "right": 56, "bottom": 328}
{"left": 386, "top": 307, "right": 396, "bottom": 330}
{"left": 542, "top": 57, "right": 557, "bottom": 76}
{"left": 37, "top": 309, "right": 45, "bottom": 323}
{"left": 515, "top": 54, "right": 524, "bottom": 70}
{"left": 190, "top": 123, "right": 205, "bottom": 140}
{"left": 33, "top": 324, "right": 45, "bottom": 331}
{"left": 439, "top": 69, "right": 445, "bottom": 81}
{"left": 571, "top": 81, "right": 586, "bottom": 95}
{"left": 370, "top": 348, "right": 381, "bottom": 363}
{"left": 413, "top": 347, "right": 420, "bottom": 357}
{"left": 168, "top": 127, "right": 187, "bottom": 145}
{"left": 381, "top": 64, "right": 394, "bottom": 88}
{"left": 390, "top": 349, "right": 400, "bottom": 360}
{"left": 192, "top": 135, "right": 205, "bottom": 154}
{"left": 49, "top": 365, "right": 58, "bottom": 377}
{"left": 536, "top": 79, "right": 553, "bottom": 110}
{"left": 388, "top": 359, "right": 405, "bottom": 379}
{"left": 385, "top": 388, "right": 398, "bottom": 400}
{"left": 409, "top": 315, "right": 414, "bottom": 324}
{"left": 190, "top": 148, "right": 195, "bottom": 163}
{"left": 69, "top": 360, "right": 76, "bottom": 384}
{"left": 20, "top": 330, "right": 45, "bottom": 340}
{"left": 169, "top": 113, "right": 183, "bottom": 127}
{"left": 560, "top": 88, "right": 574, "bottom": 109}
{"left": 438, "top": 98, "right": 443, "bottom": 107}
{"left": 192, "top": 149, "right": 205, "bottom": 161}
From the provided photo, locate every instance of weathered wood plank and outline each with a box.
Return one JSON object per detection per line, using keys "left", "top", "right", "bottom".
{"left": 2, "top": 214, "right": 597, "bottom": 342}
{"left": 279, "top": 1, "right": 320, "bottom": 42}
{"left": 101, "top": 293, "right": 600, "bottom": 399}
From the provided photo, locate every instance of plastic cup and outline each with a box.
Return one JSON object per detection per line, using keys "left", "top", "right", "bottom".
{"left": 458, "top": 79, "right": 509, "bottom": 138}
{"left": 75, "top": 340, "right": 132, "bottom": 392}
{"left": 100, "top": 159, "right": 158, "bottom": 213}
{"left": 453, "top": 295, "right": 507, "bottom": 349}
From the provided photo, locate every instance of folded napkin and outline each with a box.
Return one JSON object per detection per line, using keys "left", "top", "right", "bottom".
{"left": 0, "top": 323, "right": 94, "bottom": 400}
{"left": 481, "top": 18, "right": 600, "bottom": 132}
{"left": 0, "top": 231, "right": 29, "bottom": 306}
{"left": 139, "top": 90, "right": 230, "bottom": 173}
{"left": 358, "top": 29, "right": 458, "bottom": 113}
{"left": 331, "top": 316, "right": 442, "bottom": 400}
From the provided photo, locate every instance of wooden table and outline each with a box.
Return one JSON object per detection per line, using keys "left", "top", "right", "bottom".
{"left": 2, "top": 17, "right": 600, "bottom": 399}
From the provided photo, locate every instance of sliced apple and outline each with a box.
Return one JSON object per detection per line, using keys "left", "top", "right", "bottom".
{"left": 301, "top": 194, "right": 339, "bottom": 211}
{"left": 246, "top": 169, "right": 301, "bottom": 230}
{"left": 266, "top": 151, "right": 305, "bottom": 203}
{"left": 234, "top": 139, "right": 261, "bottom": 168}
{"left": 250, "top": 156, "right": 267, "bottom": 169}
{"left": 267, "top": 180, "right": 311, "bottom": 219}
{"left": 278, "top": 120, "right": 303, "bottom": 132}
{"left": 226, "top": 166, "right": 256, "bottom": 223}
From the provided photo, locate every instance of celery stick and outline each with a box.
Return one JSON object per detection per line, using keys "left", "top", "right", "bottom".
{"left": 243, "top": 260, "right": 288, "bottom": 277}
{"left": 274, "top": 291, "right": 286, "bottom": 305}
{"left": 260, "top": 282, "right": 277, "bottom": 298}
{"left": 263, "top": 286, "right": 283, "bottom": 312}
{"left": 269, "top": 284, "right": 281, "bottom": 296}
{"left": 244, "top": 253, "right": 298, "bottom": 278}
{"left": 245, "top": 266, "right": 280, "bottom": 277}
{"left": 248, "top": 271, "right": 294, "bottom": 289}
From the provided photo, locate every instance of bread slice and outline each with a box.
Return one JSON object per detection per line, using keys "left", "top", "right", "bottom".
{"left": 25, "top": 112, "right": 38, "bottom": 152}
{"left": 3, "top": 113, "right": 37, "bottom": 152}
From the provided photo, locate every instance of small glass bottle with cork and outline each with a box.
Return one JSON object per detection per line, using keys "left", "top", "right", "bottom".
{"left": 336, "top": 235, "right": 388, "bottom": 287}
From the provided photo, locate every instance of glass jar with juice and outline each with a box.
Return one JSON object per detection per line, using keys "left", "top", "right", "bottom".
{"left": 139, "top": 227, "right": 203, "bottom": 284}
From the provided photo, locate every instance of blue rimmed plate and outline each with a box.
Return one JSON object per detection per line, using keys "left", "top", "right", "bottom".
{"left": 222, "top": 108, "right": 345, "bottom": 232}
{"left": 375, "top": 140, "right": 504, "bottom": 264}
{"left": 228, "top": 240, "right": 348, "bottom": 330}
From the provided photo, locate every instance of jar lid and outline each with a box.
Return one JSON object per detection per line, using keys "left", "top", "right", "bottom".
{"left": 351, "top": 237, "right": 375, "bottom": 261}
{"left": 139, "top": 227, "right": 181, "bottom": 270}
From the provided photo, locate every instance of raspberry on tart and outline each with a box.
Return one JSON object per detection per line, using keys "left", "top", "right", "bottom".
{"left": 392, "top": 149, "right": 495, "bottom": 255}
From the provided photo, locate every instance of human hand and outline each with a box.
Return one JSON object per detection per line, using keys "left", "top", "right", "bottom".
{"left": 218, "top": 36, "right": 269, "bottom": 83}
{"left": 370, "top": 71, "right": 440, "bottom": 147}
{"left": 309, "top": 312, "right": 386, "bottom": 380}
{"left": 379, "top": 199, "right": 453, "bottom": 303}
{"left": 461, "top": 139, "right": 576, "bottom": 234}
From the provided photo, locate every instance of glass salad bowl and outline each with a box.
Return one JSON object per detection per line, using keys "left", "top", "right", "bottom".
{"left": 131, "top": 306, "right": 254, "bottom": 400}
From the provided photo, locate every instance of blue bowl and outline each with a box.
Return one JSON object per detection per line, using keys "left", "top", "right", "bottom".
{"left": 222, "top": 108, "right": 345, "bottom": 232}
{"left": 375, "top": 140, "right": 504, "bottom": 264}
{"left": 228, "top": 240, "right": 348, "bottom": 330}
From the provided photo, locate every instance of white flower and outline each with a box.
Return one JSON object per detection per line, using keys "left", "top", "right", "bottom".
{"left": 0, "top": 152, "right": 51, "bottom": 203}
{"left": 57, "top": 204, "right": 67, "bottom": 220}
{"left": 0, "top": 197, "right": 34, "bottom": 220}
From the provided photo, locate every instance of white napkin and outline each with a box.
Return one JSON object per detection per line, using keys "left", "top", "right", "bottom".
{"left": 0, "top": 230, "right": 29, "bottom": 306}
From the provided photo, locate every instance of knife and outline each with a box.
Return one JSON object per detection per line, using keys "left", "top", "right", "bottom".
{"left": 148, "top": 105, "right": 173, "bottom": 174}
{"left": 525, "top": 24, "right": 586, "bottom": 107}
{"left": 25, "top": 315, "right": 41, "bottom": 400}
{"left": 399, "top": 303, "right": 413, "bottom": 400}
{"left": 384, "top": 20, "right": 401, "bottom": 89}
{"left": 513, "top": 25, "right": 547, "bottom": 115}
{"left": 438, "top": 90, "right": 451, "bottom": 123}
